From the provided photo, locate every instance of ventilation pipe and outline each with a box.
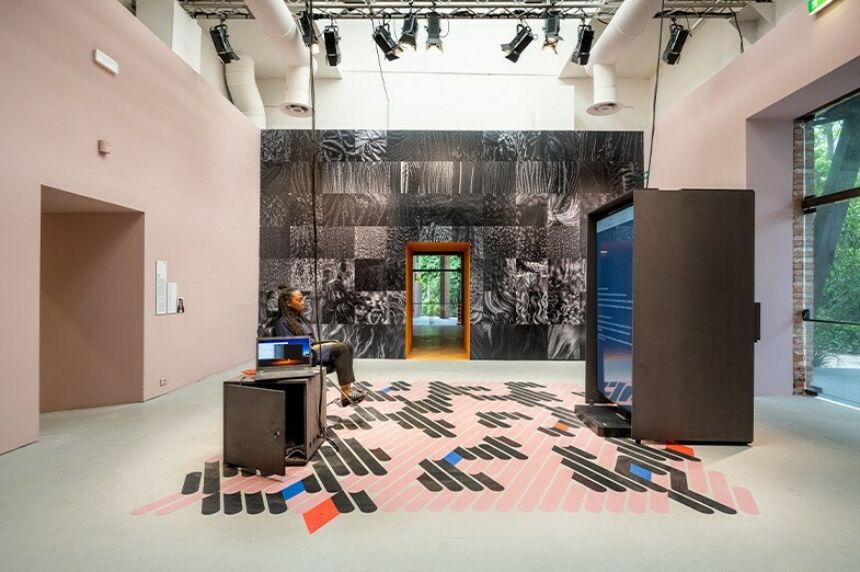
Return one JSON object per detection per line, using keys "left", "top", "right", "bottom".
{"left": 245, "top": 0, "right": 316, "bottom": 117}
{"left": 225, "top": 54, "right": 267, "bottom": 129}
{"left": 585, "top": 0, "right": 662, "bottom": 115}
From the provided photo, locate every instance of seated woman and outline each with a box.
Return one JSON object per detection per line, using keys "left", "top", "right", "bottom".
{"left": 276, "top": 289, "right": 367, "bottom": 407}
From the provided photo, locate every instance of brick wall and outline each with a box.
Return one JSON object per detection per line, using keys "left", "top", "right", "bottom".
{"left": 792, "top": 122, "right": 815, "bottom": 393}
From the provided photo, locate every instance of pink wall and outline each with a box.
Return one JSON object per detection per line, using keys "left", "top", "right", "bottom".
{"left": 41, "top": 212, "right": 145, "bottom": 412}
{"left": 0, "top": 0, "right": 260, "bottom": 453}
{"left": 648, "top": 2, "right": 860, "bottom": 395}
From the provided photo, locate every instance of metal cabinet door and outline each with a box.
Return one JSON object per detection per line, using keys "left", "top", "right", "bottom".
{"left": 224, "top": 383, "right": 286, "bottom": 476}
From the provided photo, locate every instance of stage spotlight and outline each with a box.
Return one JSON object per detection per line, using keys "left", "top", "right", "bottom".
{"left": 570, "top": 21, "right": 594, "bottom": 65}
{"left": 542, "top": 12, "right": 563, "bottom": 54}
{"left": 399, "top": 14, "right": 418, "bottom": 51}
{"left": 373, "top": 23, "right": 403, "bottom": 61}
{"left": 323, "top": 24, "right": 341, "bottom": 66}
{"left": 209, "top": 23, "right": 240, "bottom": 64}
{"left": 501, "top": 23, "right": 534, "bottom": 63}
{"left": 297, "top": 11, "right": 320, "bottom": 54}
{"left": 662, "top": 20, "right": 689, "bottom": 65}
{"left": 426, "top": 12, "right": 443, "bottom": 53}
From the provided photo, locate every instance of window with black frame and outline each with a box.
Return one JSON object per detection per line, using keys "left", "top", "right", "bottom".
{"left": 800, "top": 90, "right": 860, "bottom": 405}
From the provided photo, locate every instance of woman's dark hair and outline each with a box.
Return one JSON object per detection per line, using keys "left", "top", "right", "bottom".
{"left": 278, "top": 288, "right": 306, "bottom": 336}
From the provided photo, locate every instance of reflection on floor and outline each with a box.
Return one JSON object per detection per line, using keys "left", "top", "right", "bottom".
{"left": 0, "top": 360, "right": 858, "bottom": 570}
{"left": 410, "top": 324, "right": 467, "bottom": 360}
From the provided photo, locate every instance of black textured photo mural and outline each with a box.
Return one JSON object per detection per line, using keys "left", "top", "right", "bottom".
{"left": 258, "top": 130, "right": 643, "bottom": 360}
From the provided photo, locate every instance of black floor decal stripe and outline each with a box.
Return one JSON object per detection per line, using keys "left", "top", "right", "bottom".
{"left": 559, "top": 444, "right": 597, "bottom": 461}
{"left": 354, "top": 407, "right": 375, "bottom": 422}
{"left": 371, "top": 448, "right": 391, "bottom": 461}
{"left": 485, "top": 437, "right": 528, "bottom": 460}
{"left": 202, "top": 462, "right": 220, "bottom": 494}
{"left": 331, "top": 491, "right": 355, "bottom": 513}
{"left": 224, "top": 492, "right": 243, "bottom": 515}
{"left": 182, "top": 472, "right": 202, "bottom": 494}
{"left": 365, "top": 407, "right": 389, "bottom": 422}
{"left": 539, "top": 427, "right": 562, "bottom": 437}
{"left": 612, "top": 445, "right": 670, "bottom": 475}
{"left": 478, "top": 444, "right": 511, "bottom": 460}
{"left": 320, "top": 446, "right": 351, "bottom": 476}
{"left": 265, "top": 492, "right": 288, "bottom": 514}
{"left": 350, "top": 491, "right": 377, "bottom": 513}
{"left": 418, "top": 472, "right": 443, "bottom": 492}
{"left": 202, "top": 493, "right": 221, "bottom": 515}
{"left": 559, "top": 458, "right": 626, "bottom": 493}
{"left": 553, "top": 446, "right": 644, "bottom": 492}
{"left": 345, "top": 437, "right": 387, "bottom": 476}
{"left": 434, "top": 460, "right": 484, "bottom": 492}
{"left": 477, "top": 412, "right": 510, "bottom": 428}
{"left": 245, "top": 492, "right": 265, "bottom": 515}
{"left": 222, "top": 464, "right": 238, "bottom": 478}
{"left": 330, "top": 436, "right": 369, "bottom": 476}
{"left": 400, "top": 408, "right": 449, "bottom": 438}
{"left": 467, "top": 446, "right": 494, "bottom": 460}
{"left": 302, "top": 474, "right": 322, "bottom": 494}
{"left": 454, "top": 447, "right": 476, "bottom": 460}
{"left": 419, "top": 460, "right": 463, "bottom": 492}
{"left": 350, "top": 414, "right": 372, "bottom": 430}
{"left": 495, "top": 436, "right": 523, "bottom": 448}
{"left": 615, "top": 457, "right": 668, "bottom": 493}
{"left": 342, "top": 419, "right": 358, "bottom": 430}
{"left": 567, "top": 464, "right": 609, "bottom": 493}
{"left": 477, "top": 419, "right": 497, "bottom": 429}
{"left": 313, "top": 460, "right": 343, "bottom": 492}
{"left": 473, "top": 472, "right": 504, "bottom": 492}
{"left": 667, "top": 490, "right": 714, "bottom": 514}
{"left": 437, "top": 419, "right": 455, "bottom": 429}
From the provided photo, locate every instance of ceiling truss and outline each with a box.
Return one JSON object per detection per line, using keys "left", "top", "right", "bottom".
{"left": 178, "top": 1, "right": 767, "bottom": 21}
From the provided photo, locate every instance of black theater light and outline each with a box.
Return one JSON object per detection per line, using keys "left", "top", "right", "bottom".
{"left": 373, "top": 23, "right": 403, "bottom": 61}
{"left": 323, "top": 24, "right": 341, "bottom": 66}
{"left": 662, "top": 20, "right": 690, "bottom": 65}
{"left": 209, "top": 23, "right": 240, "bottom": 64}
{"left": 297, "top": 11, "right": 320, "bottom": 54}
{"left": 542, "top": 12, "right": 563, "bottom": 54}
{"left": 501, "top": 23, "right": 534, "bottom": 63}
{"left": 426, "top": 12, "right": 443, "bottom": 53}
{"left": 399, "top": 14, "right": 418, "bottom": 51}
{"left": 570, "top": 21, "right": 594, "bottom": 65}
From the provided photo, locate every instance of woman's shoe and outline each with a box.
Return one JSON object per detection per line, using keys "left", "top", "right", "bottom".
{"left": 340, "top": 386, "right": 368, "bottom": 407}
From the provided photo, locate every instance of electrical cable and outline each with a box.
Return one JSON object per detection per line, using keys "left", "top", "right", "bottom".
{"left": 645, "top": 0, "right": 666, "bottom": 189}
{"left": 369, "top": 14, "right": 392, "bottom": 131}
{"left": 306, "top": 0, "right": 342, "bottom": 455}
{"left": 731, "top": 10, "right": 745, "bottom": 54}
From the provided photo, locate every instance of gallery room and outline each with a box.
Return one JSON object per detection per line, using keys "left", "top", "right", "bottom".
{"left": 0, "top": 0, "right": 858, "bottom": 569}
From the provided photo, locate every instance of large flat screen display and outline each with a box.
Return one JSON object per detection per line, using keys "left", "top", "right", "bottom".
{"left": 595, "top": 204, "right": 634, "bottom": 412}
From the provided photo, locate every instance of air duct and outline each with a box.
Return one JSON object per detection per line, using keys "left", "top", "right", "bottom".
{"left": 224, "top": 54, "right": 266, "bottom": 129}
{"left": 585, "top": 0, "right": 662, "bottom": 116}
{"left": 245, "top": 0, "right": 316, "bottom": 117}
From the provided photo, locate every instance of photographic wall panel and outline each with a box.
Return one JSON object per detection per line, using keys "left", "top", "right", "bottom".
{"left": 259, "top": 130, "right": 643, "bottom": 360}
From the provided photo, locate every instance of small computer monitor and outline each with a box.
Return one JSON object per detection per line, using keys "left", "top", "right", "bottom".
{"left": 256, "top": 337, "right": 312, "bottom": 370}
{"left": 594, "top": 203, "right": 634, "bottom": 413}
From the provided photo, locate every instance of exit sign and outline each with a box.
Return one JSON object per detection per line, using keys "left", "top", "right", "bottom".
{"left": 808, "top": 0, "right": 838, "bottom": 14}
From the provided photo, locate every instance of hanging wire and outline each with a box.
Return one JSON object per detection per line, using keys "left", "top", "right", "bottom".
{"left": 645, "top": 0, "right": 667, "bottom": 188}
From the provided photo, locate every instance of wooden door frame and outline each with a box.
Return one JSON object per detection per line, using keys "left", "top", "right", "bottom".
{"left": 405, "top": 242, "right": 471, "bottom": 359}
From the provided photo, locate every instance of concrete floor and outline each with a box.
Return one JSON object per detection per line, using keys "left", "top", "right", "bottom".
{"left": 0, "top": 359, "right": 858, "bottom": 571}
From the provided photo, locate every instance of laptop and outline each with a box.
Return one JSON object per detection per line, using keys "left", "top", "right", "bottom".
{"left": 255, "top": 336, "right": 316, "bottom": 381}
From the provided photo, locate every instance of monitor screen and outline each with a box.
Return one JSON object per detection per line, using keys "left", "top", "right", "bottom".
{"left": 595, "top": 204, "right": 634, "bottom": 412}
{"left": 257, "top": 337, "right": 312, "bottom": 369}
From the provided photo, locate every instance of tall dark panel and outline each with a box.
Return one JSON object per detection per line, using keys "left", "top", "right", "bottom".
{"left": 258, "top": 130, "right": 643, "bottom": 360}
